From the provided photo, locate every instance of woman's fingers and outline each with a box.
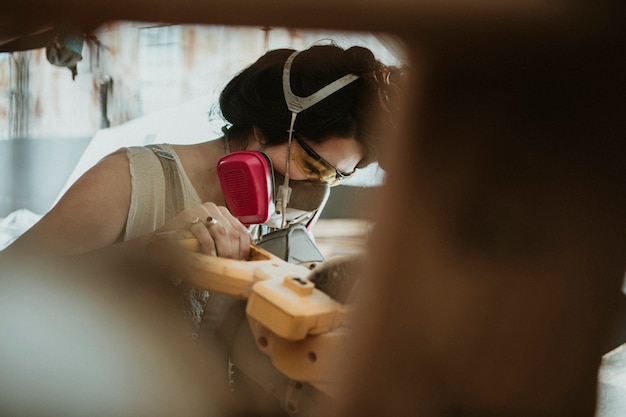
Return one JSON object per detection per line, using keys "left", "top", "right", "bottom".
{"left": 159, "top": 202, "right": 251, "bottom": 260}
{"left": 217, "top": 205, "right": 252, "bottom": 260}
{"left": 189, "top": 218, "right": 217, "bottom": 256}
{"left": 187, "top": 202, "right": 250, "bottom": 260}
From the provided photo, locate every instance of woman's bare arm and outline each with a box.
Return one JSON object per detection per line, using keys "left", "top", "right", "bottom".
{"left": 2, "top": 149, "right": 251, "bottom": 261}
{"left": 4, "top": 150, "right": 133, "bottom": 256}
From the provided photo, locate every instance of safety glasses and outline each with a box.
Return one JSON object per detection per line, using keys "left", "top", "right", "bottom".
{"left": 292, "top": 134, "right": 356, "bottom": 186}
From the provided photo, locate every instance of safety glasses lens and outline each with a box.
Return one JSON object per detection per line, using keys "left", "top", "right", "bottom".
{"left": 292, "top": 139, "right": 355, "bottom": 186}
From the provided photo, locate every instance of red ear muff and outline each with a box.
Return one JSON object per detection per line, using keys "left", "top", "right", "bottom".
{"left": 217, "top": 151, "right": 274, "bottom": 225}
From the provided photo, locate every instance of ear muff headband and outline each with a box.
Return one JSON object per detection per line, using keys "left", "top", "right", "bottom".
{"left": 276, "top": 50, "right": 359, "bottom": 228}
{"left": 283, "top": 50, "right": 360, "bottom": 115}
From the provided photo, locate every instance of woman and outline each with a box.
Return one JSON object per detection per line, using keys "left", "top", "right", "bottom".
{"left": 5, "top": 44, "right": 398, "bottom": 261}
{"left": 2, "top": 44, "right": 401, "bottom": 416}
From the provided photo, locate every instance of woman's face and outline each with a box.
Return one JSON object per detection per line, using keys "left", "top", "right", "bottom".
{"left": 258, "top": 136, "right": 365, "bottom": 184}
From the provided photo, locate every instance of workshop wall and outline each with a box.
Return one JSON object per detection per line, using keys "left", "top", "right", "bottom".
{"left": 0, "top": 23, "right": 402, "bottom": 141}
{"left": 0, "top": 23, "right": 401, "bottom": 216}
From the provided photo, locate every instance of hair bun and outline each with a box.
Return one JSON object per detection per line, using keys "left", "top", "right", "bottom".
{"left": 345, "top": 46, "right": 378, "bottom": 74}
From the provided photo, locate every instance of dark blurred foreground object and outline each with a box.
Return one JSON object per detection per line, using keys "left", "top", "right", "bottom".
{"left": 333, "top": 9, "right": 626, "bottom": 417}
{"left": 1, "top": 1, "right": 624, "bottom": 416}
{"left": 0, "top": 252, "right": 226, "bottom": 417}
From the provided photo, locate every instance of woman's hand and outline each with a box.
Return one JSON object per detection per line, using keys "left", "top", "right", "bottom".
{"left": 158, "top": 202, "right": 252, "bottom": 260}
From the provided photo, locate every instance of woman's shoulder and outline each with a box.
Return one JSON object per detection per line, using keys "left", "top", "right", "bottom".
{"left": 169, "top": 140, "right": 221, "bottom": 168}
{"left": 123, "top": 142, "right": 211, "bottom": 161}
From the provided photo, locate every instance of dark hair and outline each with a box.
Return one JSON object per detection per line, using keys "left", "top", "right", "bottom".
{"left": 218, "top": 44, "right": 396, "bottom": 165}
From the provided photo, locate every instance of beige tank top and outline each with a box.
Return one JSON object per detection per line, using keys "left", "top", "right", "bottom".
{"left": 123, "top": 144, "right": 201, "bottom": 240}
{"left": 123, "top": 144, "right": 207, "bottom": 336}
